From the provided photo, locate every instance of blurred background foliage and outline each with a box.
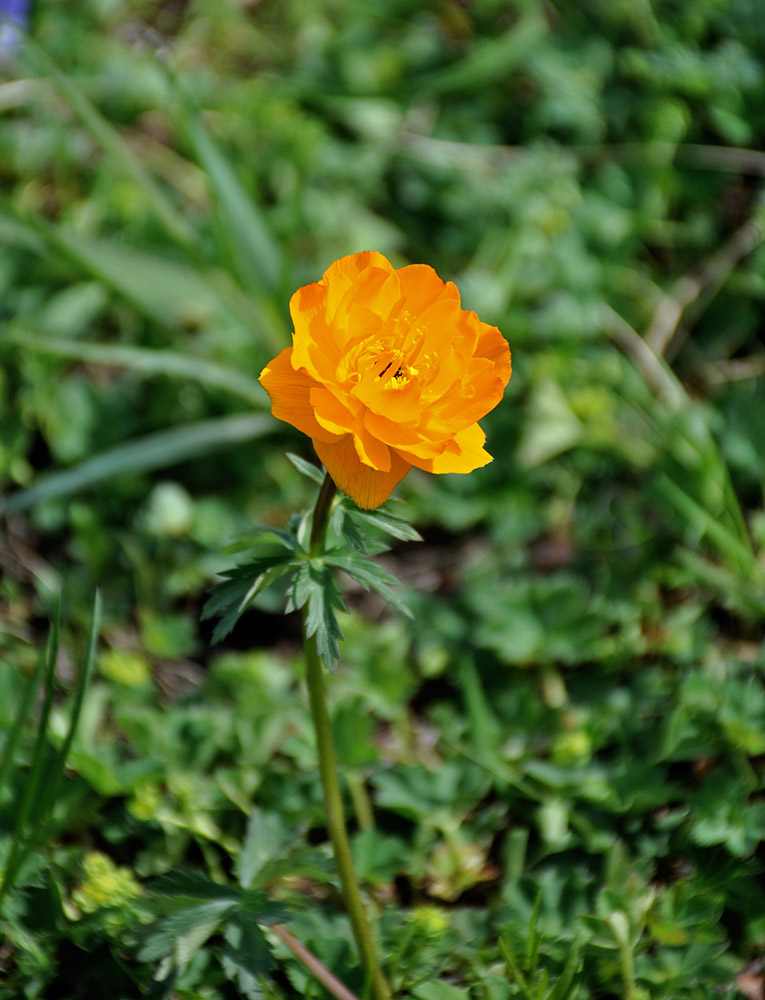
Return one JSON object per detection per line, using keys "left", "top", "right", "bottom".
{"left": 1, "top": 0, "right": 764, "bottom": 997}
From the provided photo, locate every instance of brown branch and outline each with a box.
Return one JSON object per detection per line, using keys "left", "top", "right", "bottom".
{"left": 645, "top": 219, "right": 763, "bottom": 359}
{"left": 271, "top": 924, "right": 362, "bottom": 1000}
{"left": 396, "top": 133, "right": 765, "bottom": 178}
{"left": 705, "top": 354, "right": 765, "bottom": 385}
{"left": 598, "top": 304, "right": 686, "bottom": 411}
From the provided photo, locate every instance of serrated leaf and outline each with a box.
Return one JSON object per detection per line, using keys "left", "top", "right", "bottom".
{"left": 238, "top": 891, "right": 290, "bottom": 925}
{"left": 237, "top": 808, "right": 287, "bottom": 890}
{"left": 324, "top": 549, "right": 412, "bottom": 618}
{"left": 285, "top": 562, "right": 313, "bottom": 615}
{"left": 205, "top": 558, "right": 297, "bottom": 643}
{"left": 349, "top": 504, "right": 423, "bottom": 543}
{"left": 331, "top": 503, "right": 368, "bottom": 552}
{"left": 295, "top": 563, "right": 346, "bottom": 668}
{"left": 203, "top": 556, "right": 292, "bottom": 618}
{"left": 286, "top": 453, "right": 325, "bottom": 484}
{"left": 138, "top": 903, "right": 232, "bottom": 965}
{"left": 296, "top": 510, "right": 313, "bottom": 550}
{"left": 222, "top": 917, "right": 275, "bottom": 999}
{"left": 223, "top": 526, "right": 302, "bottom": 556}
{"left": 146, "top": 871, "right": 245, "bottom": 911}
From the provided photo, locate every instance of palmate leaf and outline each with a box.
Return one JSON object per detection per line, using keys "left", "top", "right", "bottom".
{"left": 237, "top": 808, "right": 335, "bottom": 899}
{"left": 222, "top": 917, "right": 274, "bottom": 999}
{"left": 138, "top": 904, "right": 233, "bottom": 965}
{"left": 139, "top": 871, "right": 287, "bottom": 986}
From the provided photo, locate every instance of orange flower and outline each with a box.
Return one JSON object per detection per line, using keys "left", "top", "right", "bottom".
{"left": 259, "top": 251, "right": 512, "bottom": 509}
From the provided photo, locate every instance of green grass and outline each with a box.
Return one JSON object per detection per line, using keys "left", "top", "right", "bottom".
{"left": 0, "top": 1, "right": 764, "bottom": 998}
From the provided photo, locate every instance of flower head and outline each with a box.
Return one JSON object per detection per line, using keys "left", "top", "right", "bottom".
{"left": 260, "top": 251, "right": 511, "bottom": 509}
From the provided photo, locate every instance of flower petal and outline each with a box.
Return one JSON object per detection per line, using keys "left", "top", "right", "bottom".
{"left": 475, "top": 319, "right": 512, "bottom": 383}
{"left": 259, "top": 348, "right": 340, "bottom": 443}
{"left": 290, "top": 281, "right": 333, "bottom": 381}
{"left": 322, "top": 250, "right": 393, "bottom": 286}
{"left": 322, "top": 251, "right": 395, "bottom": 321}
{"left": 314, "top": 434, "right": 410, "bottom": 509}
{"left": 400, "top": 422, "right": 492, "bottom": 474}
{"left": 309, "top": 387, "right": 390, "bottom": 471}
{"left": 396, "top": 264, "right": 460, "bottom": 316}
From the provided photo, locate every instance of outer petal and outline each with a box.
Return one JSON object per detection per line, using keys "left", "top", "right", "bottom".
{"left": 399, "top": 422, "right": 492, "bottom": 474}
{"left": 290, "top": 281, "right": 334, "bottom": 381}
{"left": 475, "top": 318, "right": 512, "bottom": 384}
{"left": 313, "top": 434, "right": 410, "bottom": 509}
{"left": 259, "top": 348, "right": 340, "bottom": 443}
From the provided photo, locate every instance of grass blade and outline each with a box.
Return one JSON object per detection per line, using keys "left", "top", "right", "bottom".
{"left": 0, "top": 413, "right": 274, "bottom": 514}
{"left": 35, "top": 592, "right": 101, "bottom": 824}
{"left": 656, "top": 473, "right": 758, "bottom": 576}
{"left": 0, "top": 202, "right": 284, "bottom": 352}
{"left": 2, "top": 327, "right": 267, "bottom": 409}
{"left": 21, "top": 35, "right": 198, "bottom": 252}
{"left": 169, "top": 71, "right": 282, "bottom": 294}
{"left": 0, "top": 640, "right": 48, "bottom": 799}
{"left": 0, "top": 596, "right": 61, "bottom": 904}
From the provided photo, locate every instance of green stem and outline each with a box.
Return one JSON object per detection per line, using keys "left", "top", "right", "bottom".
{"left": 303, "top": 472, "right": 392, "bottom": 1000}
{"left": 309, "top": 471, "right": 338, "bottom": 555}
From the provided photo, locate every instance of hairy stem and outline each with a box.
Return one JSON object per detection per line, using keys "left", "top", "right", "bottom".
{"left": 303, "top": 472, "right": 391, "bottom": 1000}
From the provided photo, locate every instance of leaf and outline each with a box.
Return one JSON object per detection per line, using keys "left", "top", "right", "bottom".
{"left": 547, "top": 940, "right": 582, "bottom": 1000}
{"left": 250, "top": 847, "right": 335, "bottom": 893}
{"left": 178, "top": 93, "right": 283, "bottom": 294}
{"left": 347, "top": 502, "right": 423, "bottom": 543}
{"left": 656, "top": 473, "right": 759, "bottom": 576}
{"left": 0, "top": 592, "right": 98, "bottom": 901}
{"left": 0, "top": 201, "right": 279, "bottom": 351}
{"left": 305, "top": 564, "right": 346, "bottom": 668}
{"left": 138, "top": 905, "right": 231, "bottom": 965}
{"left": 204, "top": 557, "right": 298, "bottom": 644}
{"left": 21, "top": 35, "right": 197, "bottom": 251}
{"left": 287, "top": 563, "right": 345, "bottom": 669}
{"left": 222, "top": 917, "right": 275, "bottom": 999}
{"left": 0, "top": 599, "right": 60, "bottom": 903}
{"left": 331, "top": 503, "right": 368, "bottom": 552}
{"left": 146, "top": 871, "right": 244, "bottom": 912}
{"left": 0, "top": 627, "right": 49, "bottom": 799}
{"left": 34, "top": 591, "right": 101, "bottom": 823}
{"left": 412, "top": 981, "right": 471, "bottom": 1000}
{"left": 324, "top": 548, "right": 412, "bottom": 618}
{"left": 236, "top": 808, "right": 287, "bottom": 890}
{"left": 0, "top": 414, "right": 273, "bottom": 514}
{"left": 286, "top": 452, "right": 325, "bottom": 485}
{"left": 421, "top": 16, "right": 545, "bottom": 95}
{"left": 2, "top": 327, "right": 267, "bottom": 408}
